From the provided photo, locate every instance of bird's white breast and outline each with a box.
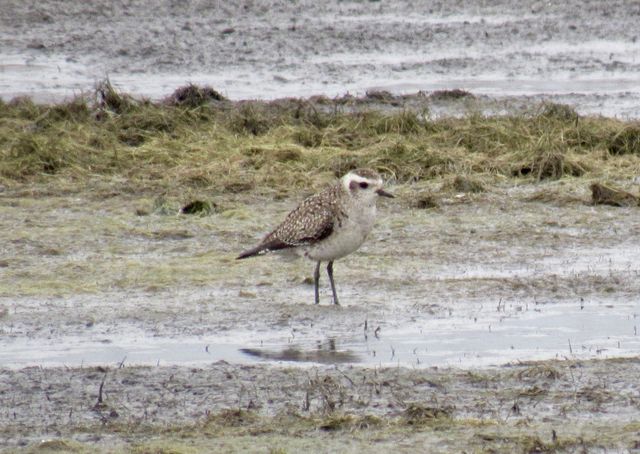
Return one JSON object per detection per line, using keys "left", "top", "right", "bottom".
{"left": 304, "top": 199, "right": 377, "bottom": 261}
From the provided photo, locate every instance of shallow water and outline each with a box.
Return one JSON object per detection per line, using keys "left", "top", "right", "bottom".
{"left": 1, "top": 0, "right": 640, "bottom": 117}
{"left": 1, "top": 298, "right": 638, "bottom": 369}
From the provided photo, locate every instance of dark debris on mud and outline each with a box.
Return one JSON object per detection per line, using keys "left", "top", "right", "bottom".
{"left": 591, "top": 182, "right": 640, "bottom": 207}
{"left": 165, "top": 83, "right": 227, "bottom": 108}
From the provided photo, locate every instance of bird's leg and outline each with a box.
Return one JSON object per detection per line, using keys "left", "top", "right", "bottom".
{"left": 314, "top": 261, "right": 321, "bottom": 305}
{"left": 327, "top": 260, "right": 340, "bottom": 306}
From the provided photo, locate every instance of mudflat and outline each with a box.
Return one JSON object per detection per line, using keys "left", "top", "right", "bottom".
{"left": 1, "top": 1, "right": 640, "bottom": 452}
{"left": 1, "top": 176, "right": 640, "bottom": 451}
{"left": 1, "top": 0, "right": 639, "bottom": 116}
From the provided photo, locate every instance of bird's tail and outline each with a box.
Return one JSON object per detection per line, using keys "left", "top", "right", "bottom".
{"left": 236, "top": 244, "right": 266, "bottom": 260}
{"left": 237, "top": 238, "right": 292, "bottom": 259}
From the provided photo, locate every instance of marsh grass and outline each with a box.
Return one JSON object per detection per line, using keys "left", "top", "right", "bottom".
{"left": 2, "top": 85, "right": 639, "bottom": 195}
{"left": 137, "top": 405, "right": 618, "bottom": 453}
{"left": 402, "top": 402, "right": 454, "bottom": 427}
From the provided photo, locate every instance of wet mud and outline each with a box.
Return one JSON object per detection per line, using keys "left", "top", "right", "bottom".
{"left": 1, "top": 0, "right": 640, "bottom": 451}
{"left": 2, "top": 358, "right": 640, "bottom": 452}
{"left": 1, "top": 181, "right": 639, "bottom": 451}
{"left": 1, "top": 0, "right": 640, "bottom": 117}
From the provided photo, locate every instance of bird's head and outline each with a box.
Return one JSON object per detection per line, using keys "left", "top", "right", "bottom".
{"left": 342, "top": 168, "right": 394, "bottom": 201}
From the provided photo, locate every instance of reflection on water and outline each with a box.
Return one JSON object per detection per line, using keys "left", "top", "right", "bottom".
{"left": 239, "top": 300, "right": 640, "bottom": 368}
{"left": 240, "top": 338, "right": 359, "bottom": 364}
{"left": 0, "top": 299, "right": 638, "bottom": 370}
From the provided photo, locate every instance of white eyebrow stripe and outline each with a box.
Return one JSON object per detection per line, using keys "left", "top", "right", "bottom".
{"left": 347, "top": 174, "right": 380, "bottom": 184}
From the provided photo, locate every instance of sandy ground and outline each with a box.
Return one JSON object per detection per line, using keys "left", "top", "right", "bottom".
{"left": 1, "top": 0, "right": 640, "bottom": 116}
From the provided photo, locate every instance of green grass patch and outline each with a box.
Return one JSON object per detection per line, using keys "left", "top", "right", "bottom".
{"left": 2, "top": 85, "right": 639, "bottom": 195}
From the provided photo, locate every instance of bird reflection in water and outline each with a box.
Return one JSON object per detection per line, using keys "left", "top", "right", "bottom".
{"left": 240, "top": 338, "right": 358, "bottom": 364}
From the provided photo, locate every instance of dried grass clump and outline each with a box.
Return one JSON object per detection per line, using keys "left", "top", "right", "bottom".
{"left": 292, "top": 126, "right": 324, "bottom": 148}
{"left": 364, "top": 89, "right": 396, "bottom": 103}
{"left": 204, "top": 409, "right": 259, "bottom": 428}
{"left": 370, "top": 110, "right": 429, "bottom": 135}
{"left": 590, "top": 183, "right": 639, "bottom": 207}
{"left": 450, "top": 175, "right": 486, "bottom": 193}
{"left": 433, "top": 114, "right": 526, "bottom": 156}
{"left": 0, "top": 96, "right": 40, "bottom": 120}
{"left": 514, "top": 149, "right": 586, "bottom": 180}
{"left": 403, "top": 403, "right": 453, "bottom": 426}
{"left": 608, "top": 123, "right": 640, "bottom": 155}
{"left": 408, "top": 191, "right": 440, "bottom": 209}
{"left": 317, "top": 414, "right": 383, "bottom": 431}
{"left": 537, "top": 102, "right": 579, "bottom": 123}
{"left": 505, "top": 125, "right": 588, "bottom": 180}
{"left": 114, "top": 110, "right": 180, "bottom": 146}
{"left": 181, "top": 199, "right": 214, "bottom": 215}
{"left": 515, "top": 364, "right": 562, "bottom": 381}
{"left": 428, "top": 88, "right": 474, "bottom": 101}
{"left": 34, "top": 439, "right": 83, "bottom": 452}
{"left": 1, "top": 86, "right": 640, "bottom": 195}
{"left": 95, "top": 79, "right": 137, "bottom": 115}
{"left": 366, "top": 142, "right": 468, "bottom": 183}
{"left": 318, "top": 414, "right": 356, "bottom": 431}
{"left": 228, "top": 103, "right": 271, "bottom": 136}
{"left": 166, "top": 83, "right": 226, "bottom": 107}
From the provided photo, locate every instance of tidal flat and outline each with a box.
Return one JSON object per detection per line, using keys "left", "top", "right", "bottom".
{"left": 1, "top": 88, "right": 640, "bottom": 452}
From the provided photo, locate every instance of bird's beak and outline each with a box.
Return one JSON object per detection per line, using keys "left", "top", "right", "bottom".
{"left": 376, "top": 188, "right": 395, "bottom": 198}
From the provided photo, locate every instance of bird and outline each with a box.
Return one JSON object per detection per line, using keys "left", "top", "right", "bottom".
{"left": 237, "top": 168, "right": 394, "bottom": 305}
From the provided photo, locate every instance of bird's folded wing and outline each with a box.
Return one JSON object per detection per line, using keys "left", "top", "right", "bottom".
{"left": 270, "top": 196, "right": 335, "bottom": 247}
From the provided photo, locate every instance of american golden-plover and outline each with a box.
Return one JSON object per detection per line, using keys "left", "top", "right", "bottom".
{"left": 237, "top": 168, "right": 394, "bottom": 305}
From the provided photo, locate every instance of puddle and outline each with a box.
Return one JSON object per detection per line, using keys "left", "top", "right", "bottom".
{"left": 233, "top": 299, "right": 640, "bottom": 368}
{"left": 356, "top": 301, "right": 640, "bottom": 367}
{"left": 1, "top": 299, "right": 637, "bottom": 370}
{"left": 0, "top": 335, "right": 249, "bottom": 369}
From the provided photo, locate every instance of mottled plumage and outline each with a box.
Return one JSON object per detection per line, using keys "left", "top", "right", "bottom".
{"left": 237, "top": 184, "right": 340, "bottom": 257}
{"left": 237, "top": 168, "right": 394, "bottom": 305}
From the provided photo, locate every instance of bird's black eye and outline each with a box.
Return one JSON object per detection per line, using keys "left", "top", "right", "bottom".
{"left": 359, "top": 182, "right": 369, "bottom": 189}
